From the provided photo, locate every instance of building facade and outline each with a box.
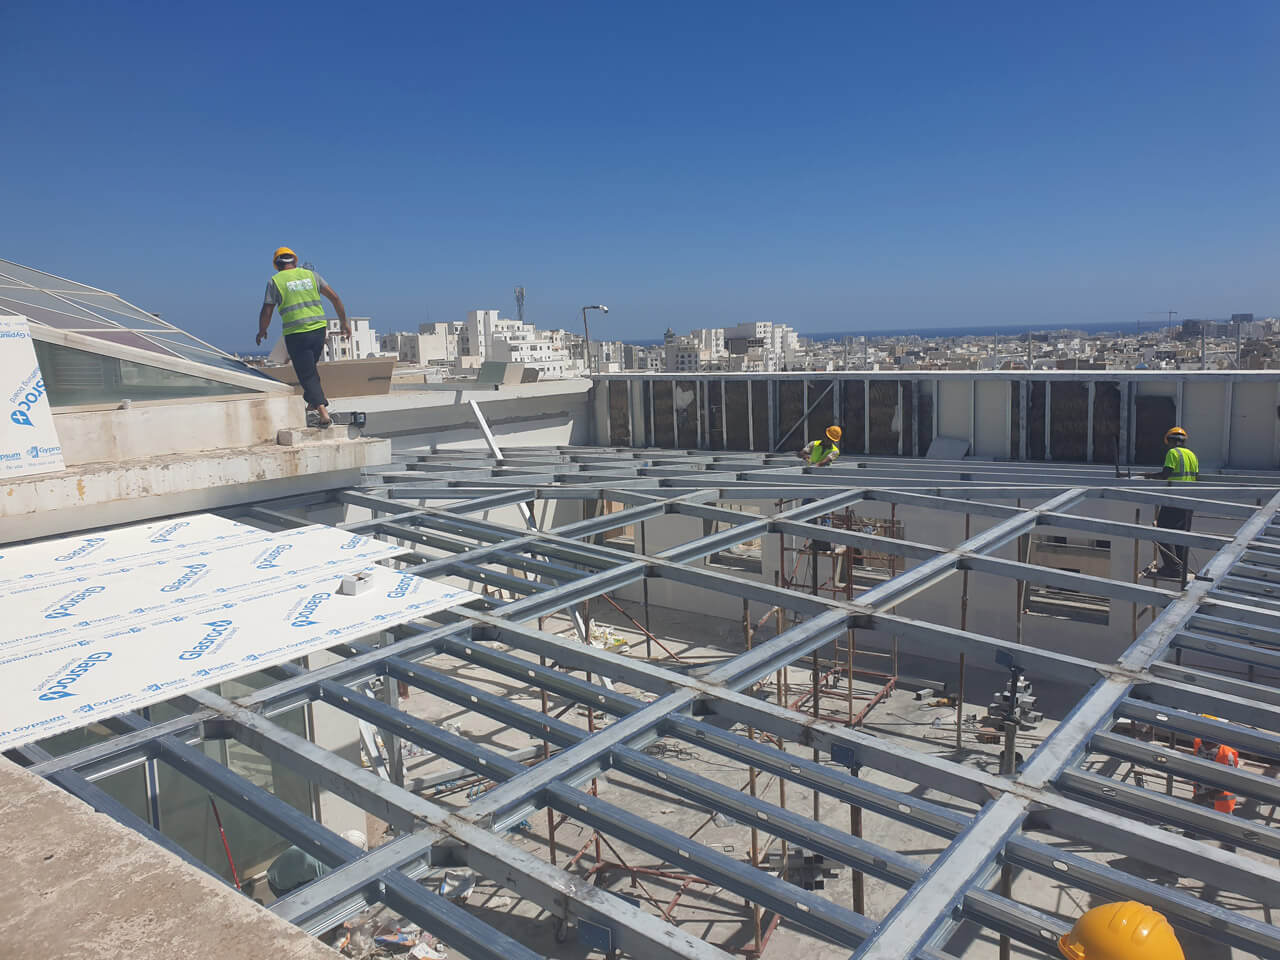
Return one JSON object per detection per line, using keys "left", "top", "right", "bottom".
{"left": 322, "top": 317, "right": 378, "bottom": 361}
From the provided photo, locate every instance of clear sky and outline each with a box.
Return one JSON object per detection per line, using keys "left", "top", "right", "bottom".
{"left": 4, "top": 1, "right": 1278, "bottom": 351}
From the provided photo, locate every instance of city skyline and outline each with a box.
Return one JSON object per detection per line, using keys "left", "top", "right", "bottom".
{"left": 6, "top": 2, "right": 1279, "bottom": 351}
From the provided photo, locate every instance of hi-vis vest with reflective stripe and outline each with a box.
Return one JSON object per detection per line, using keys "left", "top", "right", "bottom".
{"left": 272, "top": 269, "right": 327, "bottom": 335}
{"left": 1164, "top": 445, "right": 1199, "bottom": 483}
{"left": 809, "top": 441, "right": 839, "bottom": 465}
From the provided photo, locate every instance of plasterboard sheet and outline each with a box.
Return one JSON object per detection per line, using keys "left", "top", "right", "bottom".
{"left": 6, "top": 523, "right": 410, "bottom": 653}
{"left": 0, "top": 514, "right": 262, "bottom": 583}
{"left": 0, "top": 562, "right": 476, "bottom": 750}
{"left": 0, "top": 314, "right": 64, "bottom": 479}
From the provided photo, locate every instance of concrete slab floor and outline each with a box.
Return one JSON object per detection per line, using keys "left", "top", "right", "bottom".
{"left": 0, "top": 756, "right": 340, "bottom": 960}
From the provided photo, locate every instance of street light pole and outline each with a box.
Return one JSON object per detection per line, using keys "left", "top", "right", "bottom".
{"left": 581, "top": 305, "right": 608, "bottom": 375}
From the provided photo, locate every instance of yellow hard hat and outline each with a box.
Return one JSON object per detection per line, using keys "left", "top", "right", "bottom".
{"left": 1059, "top": 902, "right": 1184, "bottom": 960}
{"left": 1165, "top": 426, "right": 1188, "bottom": 444}
{"left": 273, "top": 246, "right": 297, "bottom": 265}
{"left": 826, "top": 425, "right": 842, "bottom": 443}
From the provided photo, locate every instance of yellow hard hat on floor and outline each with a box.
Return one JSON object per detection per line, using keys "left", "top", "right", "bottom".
{"left": 826, "top": 425, "right": 842, "bottom": 442}
{"left": 1059, "top": 901, "right": 1184, "bottom": 960}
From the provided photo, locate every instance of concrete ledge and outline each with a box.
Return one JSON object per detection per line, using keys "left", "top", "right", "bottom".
{"left": 0, "top": 757, "right": 340, "bottom": 960}
{"left": 54, "top": 395, "right": 306, "bottom": 466}
{"left": 349, "top": 379, "right": 592, "bottom": 446}
{"left": 1, "top": 436, "right": 392, "bottom": 542}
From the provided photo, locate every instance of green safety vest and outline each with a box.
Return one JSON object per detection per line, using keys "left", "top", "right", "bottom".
{"left": 271, "top": 268, "right": 328, "bottom": 336}
{"left": 1164, "top": 445, "right": 1199, "bottom": 482}
{"left": 809, "top": 441, "right": 839, "bottom": 465}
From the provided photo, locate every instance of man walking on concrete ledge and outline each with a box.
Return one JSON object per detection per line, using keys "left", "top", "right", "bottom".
{"left": 256, "top": 246, "right": 350, "bottom": 429}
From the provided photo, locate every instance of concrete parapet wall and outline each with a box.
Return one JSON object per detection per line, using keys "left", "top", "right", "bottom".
{"left": 53, "top": 394, "right": 305, "bottom": 466}
{"left": 1, "top": 436, "right": 391, "bottom": 543}
{"left": 594, "top": 371, "right": 1280, "bottom": 470}
{"left": 357, "top": 380, "right": 592, "bottom": 452}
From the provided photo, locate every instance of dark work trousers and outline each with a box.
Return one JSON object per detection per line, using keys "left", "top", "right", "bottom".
{"left": 284, "top": 329, "right": 328, "bottom": 408}
{"left": 1155, "top": 504, "right": 1194, "bottom": 573}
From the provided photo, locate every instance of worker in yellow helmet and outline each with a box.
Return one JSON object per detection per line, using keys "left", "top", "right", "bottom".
{"left": 1141, "top": 426, "right": 1198, "bottom": 581}
{"left": 256, "top": 247, "right": 351, "bottom": 429}
{"left": 1058, "top": 901, "right": 1184, "bottom": 960}
{"left": 799, "top": 425, "right": 842, "bottom": 467}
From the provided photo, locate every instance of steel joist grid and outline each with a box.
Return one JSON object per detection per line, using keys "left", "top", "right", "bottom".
{"left": 12, "top": 444, "right": 1280, "bottom": 960}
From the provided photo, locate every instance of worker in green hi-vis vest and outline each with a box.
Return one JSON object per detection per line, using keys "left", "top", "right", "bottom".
{"left": 256, "top": 246, "right": 351, "bottom": 429}
{"left": 798, "top": 425, "right": 842, "bottom": 467}
{"left": 1141, "top": 426, "right": 1199, "bottom": 581}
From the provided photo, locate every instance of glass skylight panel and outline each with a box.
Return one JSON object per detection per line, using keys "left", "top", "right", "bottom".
{"left": 59, "top": 301, "right": 172, "bottom": 330}
{"left": 0, "top": 257, "right": 278, "bottom": 390}
{"left": 0, "top": 287, "right": 111, "bottom": 317}
{"left": 85, "top": 330, "right": 181, "bottom": 356}
{"left": 0, "top": 262, "right": 105, "bottom": 292}
{"left": 0, "top": 297, "right": 113, "bottom": 329}
{"left": 56, "top": 292, "right": 171, "bottom": 323}
{"left": 145, "top": 333, "right": 222, "bottom": 353}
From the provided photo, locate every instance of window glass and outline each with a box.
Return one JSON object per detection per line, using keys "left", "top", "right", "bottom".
{"left": 33, "top": 339, "right": 248, "bottom": 406}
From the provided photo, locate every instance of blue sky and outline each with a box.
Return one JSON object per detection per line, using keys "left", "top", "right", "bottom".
{"left": 4, "top": 1, "right": 1278, "bottom": 351}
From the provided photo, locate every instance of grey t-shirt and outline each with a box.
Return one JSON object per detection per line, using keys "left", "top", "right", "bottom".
{"left": 264, "top": 270, "right": 327, "bottom": 306}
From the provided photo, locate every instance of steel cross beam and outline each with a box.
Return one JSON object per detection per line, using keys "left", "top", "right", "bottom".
{"left": 185, "top": 688, "right": 735, "bottom": 960}
{"left": 463, "top": 604, "right": 1280, "bottom": 906}
{"left": 855, "top": 488, "right": 1088, "bottom": 610}
{"left": 848, "top": 487, "right": 1280, "bottom": 960}
{"left": 26, "top": 449, "right": 1280, "bottom": 960}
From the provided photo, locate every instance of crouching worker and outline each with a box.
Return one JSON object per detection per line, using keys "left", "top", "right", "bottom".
{"left": 799, "top": 425, "right": 842, "bottom": 466}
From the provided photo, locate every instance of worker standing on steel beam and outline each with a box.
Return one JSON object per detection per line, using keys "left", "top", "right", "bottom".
{"left": 1191, "top": 717, "right": 1241, "bottom": 814}
{"left": 1058, "top": 900, "right": 1184, "bottom": 960}
{"left": 798, "top": 425, "right": 842, "bottom": 467}
{"left": 1141, "top": 426, "right": 1198, "bottom": 580}
{"left": 256, "top": 246, "right": 351, "bottom": 429}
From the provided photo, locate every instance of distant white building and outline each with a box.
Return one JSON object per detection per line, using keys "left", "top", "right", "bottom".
{"left": 694, "top": 327, "right": 726, "bottom": 359}
{"left": 722, "top": 321, "right": 798, "bottom": 371}
{"left": 665, "top": 334, "right": 705, "bottom": 372}
{"left": 460, "top": 309, "right": 579, "bottom": 378}
{"left": 624, "top": 344, "right": 663, "bottom": 371}
{"left": 323, "top": 317, "right": 378, "bottom": 361}
{"left": 379, "top": 325, "right": 458, "bottom": 365}
{"left": 380, "top": 332, "right": 421, "bottom": 364}
{"left": 590, "top": 340, "right": 625, "bottom": 373}
{"left": 418, "top": 322, "right": 460, "bottom": 362}
{"left": 490, "top": 336, "right": 572, "bottom": 378}
{"left": 460, "top": 309, "right": 500, "bottom": 360}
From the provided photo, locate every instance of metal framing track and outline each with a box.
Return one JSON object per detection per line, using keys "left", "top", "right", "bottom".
{"left": 9, "top": 445, "right": 1280, "bottom": 959}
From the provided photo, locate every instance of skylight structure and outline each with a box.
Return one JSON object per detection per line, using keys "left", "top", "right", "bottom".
{"left": 0, "top": 258, "right": 289, "bottom": 405}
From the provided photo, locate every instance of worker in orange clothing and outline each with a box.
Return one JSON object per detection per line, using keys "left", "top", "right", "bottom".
{"left": 1058, "top": 900, "right": 1184, "bottom": 960}
{"left": 1191, "top": 719, "right": 1240, "bottom": 814}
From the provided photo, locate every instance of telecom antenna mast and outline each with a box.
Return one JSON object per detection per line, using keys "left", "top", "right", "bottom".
{"left": 514, "top": 286, "right": 526, "bottom": 325}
